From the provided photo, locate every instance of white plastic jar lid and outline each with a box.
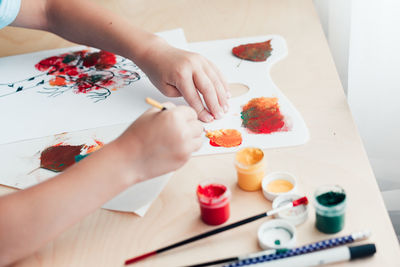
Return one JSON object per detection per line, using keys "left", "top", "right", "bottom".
{"left": 257, "top": 219, "right": 297, "bottom": 249}
{"left": 272, "top": 194, "right": 308, "bottom": 226}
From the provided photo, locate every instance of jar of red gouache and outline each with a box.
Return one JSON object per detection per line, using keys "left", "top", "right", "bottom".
{"left": 196, "top": 181, "right": 231, "bottom": 225}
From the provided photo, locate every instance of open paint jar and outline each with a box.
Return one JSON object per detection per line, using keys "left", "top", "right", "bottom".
{"left": 234, "top": 147, "right": 265, "bottom": 191}
{"left": 262, "top": 172, "right": 297, "bottom": 201}
{"left": 314, "top": 185, "right": 346, "bottom": 234}
{"left": 197, "top": 181, "right": 231, "bottom": 225}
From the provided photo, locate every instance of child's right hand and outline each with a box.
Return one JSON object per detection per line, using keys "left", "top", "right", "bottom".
{"left": 114, "top": 103, "right": 203, "bottom": 183}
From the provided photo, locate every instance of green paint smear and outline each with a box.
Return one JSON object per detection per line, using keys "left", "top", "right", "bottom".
{"left": 316, "top": 192, "right": 346, "bottom": 207}
{"left": 88, "top": 74, "right": 104, "bottom": 83}
{"left": 274, "top": 239, "right": 281, "bottom": 245}
{"left": 62, "top": 54, "right": 77, "bottom": 64}
{"left": 74, "top": 153, "right": 90, "bottom": 162}
{"left": 240, "top": 107, "right": 255, "bottom": 126}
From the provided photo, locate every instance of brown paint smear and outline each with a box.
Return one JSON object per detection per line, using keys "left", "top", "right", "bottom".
{"left": 40, "top": 145, "right": 84, "bottom": 172}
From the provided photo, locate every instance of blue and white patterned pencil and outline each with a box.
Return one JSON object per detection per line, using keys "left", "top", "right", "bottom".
{"left": 223, "top": 230, "right": 371, "bottom": 267}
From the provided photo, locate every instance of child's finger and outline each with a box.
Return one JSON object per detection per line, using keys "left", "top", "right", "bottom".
{"left": 175, "top": 105, "right": 198, "bottom": 121}
{"left": 208, "top": 60, "right": 231, "bottom": 98}
{"left": 189, "top": 136, "right": 203, "bottom": 152}
{"left": 203, "top": 65, "right": 229, "bottom": 113}
{"left": 161, "top": 84, "right": 182, "bottom": 97}
{"left": 187, "top": 119, "right": 204, "bottom": 138}
{"left": 193, "top": 71, "right": 224, "bottom": 120}
{"left": 160, "top": 102, "right": 176, "bottom": 109}
{"left": 177, "top": 77, "right": 214, "bottom": 123}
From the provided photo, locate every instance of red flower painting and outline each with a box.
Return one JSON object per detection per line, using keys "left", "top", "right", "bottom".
{"left": 0, "top": 49, "right": 141, "bottom": 102}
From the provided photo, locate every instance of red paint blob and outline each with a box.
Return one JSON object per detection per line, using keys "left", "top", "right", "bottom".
{"left": 34, "top": 50, "right": 118, "bottom": 94}
{"left": 232, "top": 40, "right": 272, "bottom": 62}
{"left": 197, "top": 183, "right": 230, "bottom": 225}
{"left": 82, "top": 51, "right": 117, "bottom": 69}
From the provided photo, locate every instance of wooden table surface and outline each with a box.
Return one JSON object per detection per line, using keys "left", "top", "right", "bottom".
{"left": 1, "top": 0, "right": 399, "bottom": 266}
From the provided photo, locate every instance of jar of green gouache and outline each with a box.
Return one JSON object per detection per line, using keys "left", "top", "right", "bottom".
{"left": 314, "top": 185, "right": 346, "bottom": 234}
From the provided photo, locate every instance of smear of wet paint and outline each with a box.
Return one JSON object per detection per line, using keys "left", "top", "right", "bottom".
{"left": 232, "top": 40, "right": 272, "bottom": 62}
{"left": 49, "top": 76, "right": 67, "bottom": 86}
{"left": 241, "top": 97, "right": 286, "bottom": 134}
{"left": 35, "top": 50, "right": 119, "bottom": 94}
{"left": 40, "top": 145, "right": 84, "bottom": 172}
{"left": 206, "top": 129, "right": 242, "bottom": 147}
{"left": 84, "top": 140, "right": 104, "bottom": 154}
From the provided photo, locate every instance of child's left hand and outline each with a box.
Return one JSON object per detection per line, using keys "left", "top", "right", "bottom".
{"left": 137, "top": 37, "right": 230, "bottom": 123}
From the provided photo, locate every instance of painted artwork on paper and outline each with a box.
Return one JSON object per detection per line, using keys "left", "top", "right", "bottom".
{"left": 0, "top": 50, "right": 140, "bottom": 102}
{"left": 0, "top": 29, "right": 190, "bottom": 146}
{"left": 40, "top": 140, "right": 103, "bottom": 172}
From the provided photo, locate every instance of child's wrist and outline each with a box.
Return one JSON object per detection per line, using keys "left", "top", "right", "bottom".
{"left": 132, "top": 34, "right": 168, "bottom": 66}
{"left": 108, "top": 135, "right": 145, "bottom": 186}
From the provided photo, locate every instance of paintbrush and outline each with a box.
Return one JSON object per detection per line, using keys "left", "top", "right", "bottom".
{"left": 145, "top": 97, "right": 167, "bottom": 110}
{"left": 145, "top": 97, "right": 208, "bottom": 133}
{"left": 124, "top": 196, "right": 308, "bottom": 265}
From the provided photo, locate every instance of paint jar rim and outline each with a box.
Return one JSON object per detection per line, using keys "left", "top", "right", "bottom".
{"left": 197, "top": 181, "right": 231, "bottom": 208}
{"left": 314, "top": 185, "right": 346, "bottom": 216}
{"left": 272, "top": 193, "right": 308, "bottom": 226}
{"left": 234, "top": 147, "right": 265, "bottom": 171}
{"left": 262, "top": 172, "right": 297, "bottom": 201}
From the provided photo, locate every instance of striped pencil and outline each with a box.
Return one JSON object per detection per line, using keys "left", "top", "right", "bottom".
{"left": 222, "top": 230, "right": 371, "bottom": 267}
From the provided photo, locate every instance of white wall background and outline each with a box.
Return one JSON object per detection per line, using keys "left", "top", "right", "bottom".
{"left": 313, "top": 0, "right": 400, "bottom": 240}
{"left": 313, "top": 0, "right": 351, "bottom": 93}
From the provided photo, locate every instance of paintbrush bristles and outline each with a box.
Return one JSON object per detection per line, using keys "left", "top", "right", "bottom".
{"left": 145, "top": 97, "right": 165, "bottom": 110}
{"left": 293, "top": 196, "right": 308, "bottom": 207}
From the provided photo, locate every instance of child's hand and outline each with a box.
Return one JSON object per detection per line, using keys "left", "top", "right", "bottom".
{"left": 138, "top": 38, "right": 230, "bottom": 123}
{"left": 114, "top": 103, "right": 203, "bottom": 181}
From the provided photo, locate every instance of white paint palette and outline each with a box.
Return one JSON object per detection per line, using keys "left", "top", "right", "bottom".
{"left": 189, "top": 35, "right": 309, "bottom": 155}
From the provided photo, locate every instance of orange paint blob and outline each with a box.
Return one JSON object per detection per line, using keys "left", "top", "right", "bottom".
{"left": 49, "top": 76, "right": 67, "bottom": 86}
{"left": 85, "top": 140, "right": 104, "bottom": 153}
{"left": 241, "top": 97, "right": 286, "bottom": 134}
{"left": 206, "top": 129, "right": 242, "bottom": 148}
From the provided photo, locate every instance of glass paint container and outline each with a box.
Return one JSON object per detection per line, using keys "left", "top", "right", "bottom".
{"left": 197, "top": 181, "right": 231, "bottom": 225}
{"left": 234, "top": 147, "right": 265, "bottom": 191}
{"left": 314, "top": 185, "right": 346, "bottom": 234}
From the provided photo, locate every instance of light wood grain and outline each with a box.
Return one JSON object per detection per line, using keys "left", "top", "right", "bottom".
{"left": 1, "top": 0, "right": 399, "bottom": 266}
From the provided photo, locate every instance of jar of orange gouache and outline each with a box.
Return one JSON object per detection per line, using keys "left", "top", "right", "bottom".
{"left": 235, "top": 147, "right": 265, "bottom": 191}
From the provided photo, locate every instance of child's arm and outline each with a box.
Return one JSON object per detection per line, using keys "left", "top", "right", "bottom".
{"left": 11, "top": 0, "right": 230, "bottom": 122}
{"left": 0, "top": 104, "right": 203, "bottom": 266}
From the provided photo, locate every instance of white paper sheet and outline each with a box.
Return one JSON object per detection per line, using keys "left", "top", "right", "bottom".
{"left": 0, "top": 28, "right": 188, "bottom": 146}
{"left": 0, "top": 28, "right": 187, "bottom": 216}
{"left": 0, "top": 124, "right": 173, "bottom": 216}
